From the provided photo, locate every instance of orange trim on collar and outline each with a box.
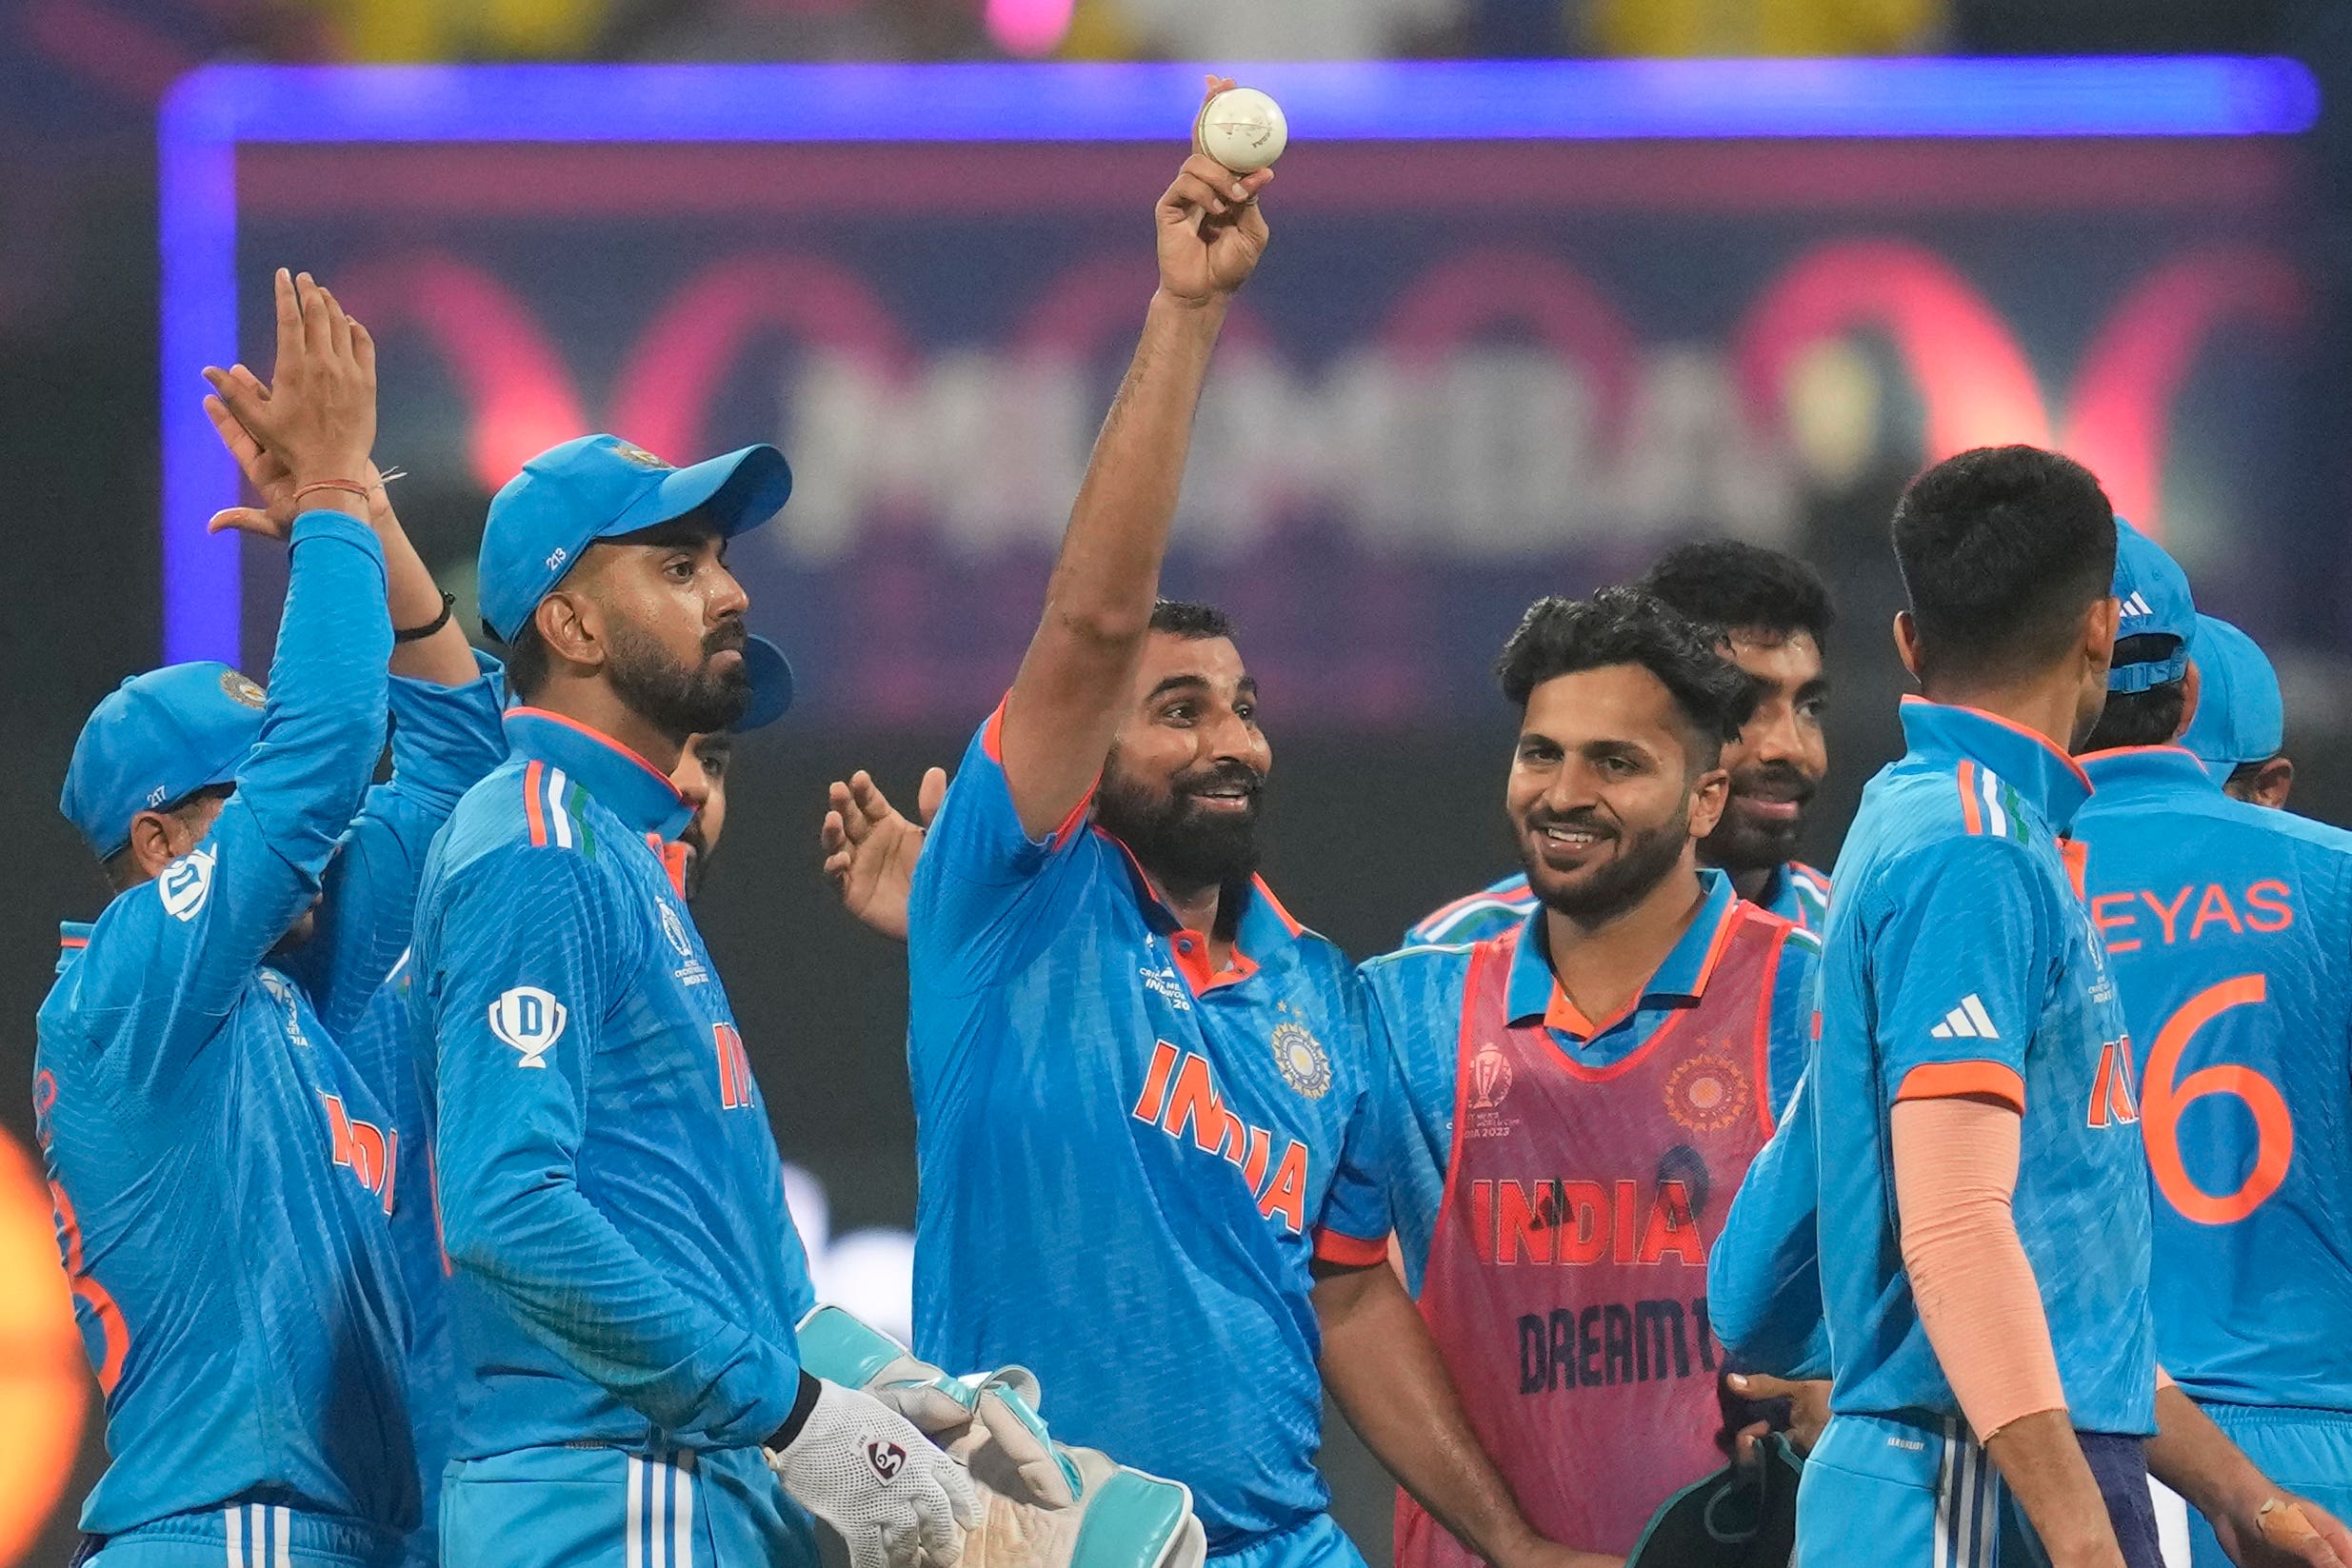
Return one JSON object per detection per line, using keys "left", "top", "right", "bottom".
{"left": 508, "top": 706, "right": 688, "bottom": 804}
{"left": 1543, "top": 886, "right": 1742, "bottom": 1038}
{"left": 1170, "top": 927, "right": 1258, "bottom": 993}
{"left": 1252, "top": 875, "right": 1306, "bottom": 938}
{"left": 2059, "top": 838, "right": 2088, "bottom": 901}
{"left": 58, "top": 935, "right": 87, "bottom": 950}
{"left": 1901, "top": 694, "right": 2093, "bottom": 791}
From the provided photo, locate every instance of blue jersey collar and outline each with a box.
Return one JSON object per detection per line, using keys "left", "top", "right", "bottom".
{"left": 1898, "top": 695, "right": 2094, "bottom": 832}
{"left": 2080, "top": 744, "right": 2222, "bottom": 802}
{"left": 504, "top": 707, "right": 693, "bottom": 841}
{"left": 1505, "top": 866, "right": 1740, "bottom": 1034}
{"left": 1098, "top": 829, "right": 1306, "bottom": 994}
{"left": 57, "top": 921, "right": 91, "bottom": 974}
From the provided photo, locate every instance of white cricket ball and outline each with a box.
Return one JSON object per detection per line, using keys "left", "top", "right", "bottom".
{"left": 1195, "top": 87, "right": 1288, "bottom": 174}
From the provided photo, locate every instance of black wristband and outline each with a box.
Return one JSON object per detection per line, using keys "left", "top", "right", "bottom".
{"left": 765, "top": 1370, "right": 823, "bottom": 1452}
{"left": 393, "top": 590, "right": 456, "bottom": 644}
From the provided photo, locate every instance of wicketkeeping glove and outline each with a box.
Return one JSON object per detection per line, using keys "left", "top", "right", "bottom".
{"left": 798, "top": 1305, "right": 1206, "bottom": 1568}
{"left": 766, "top": 1376, "right": 981, "bottom": 1568}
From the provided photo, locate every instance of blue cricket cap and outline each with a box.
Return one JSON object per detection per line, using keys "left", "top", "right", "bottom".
{"left": 2109, "top": 518, "right": 2196, "bottom": 693}
{"left": 2183, "top": 614, "right": 2283, "bottom": 782}
{"left": 734, "top": 634, "right": 795, "bottom": 731}
{"left": 477, "top": 434, "right": 793, "bottom": 644}
{"left": 62, "top": 663, "right": 269, "bottom": 859}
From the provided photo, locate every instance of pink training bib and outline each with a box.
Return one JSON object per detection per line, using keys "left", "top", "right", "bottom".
{"left": 1397, "top": 909, "right": 1791, "bottom": 1561}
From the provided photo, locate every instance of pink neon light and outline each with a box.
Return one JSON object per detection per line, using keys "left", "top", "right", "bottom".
{"left": 1735, "top": 238, "right": 2052, "bottom": 458}
{"left": 2065, "top": 245, "right": 2305, "bottom": 537}
{"left": 983, "top": 0, "right": 1076, "bottom": 59}
{"left": 608, "top": 255, "right": 915, "bottom": 461}
{"left": 1380, "top": 248, "right": 1641, "bottom": 447}
{"left": 334, "top": 255, "right": 588, "bottom": 488}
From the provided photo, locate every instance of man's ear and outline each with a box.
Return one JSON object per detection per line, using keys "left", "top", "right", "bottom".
{"left": 122, "top": 809, "right": 182, "bottom": 884}
{"left": 2250, "top": 756, "right": 2295, "bottom": 809}
{"left": 1687, "top": 763, "right": 1732, "bottom": 842}
{"left": 2084, "top": 595, "right": 2122, "bottom": 678}
{"left": 535, "top": 589, "right": 603, "bottom": 673}
{"left": 1893, "top": 609, "right": 1924, "bottom": 685}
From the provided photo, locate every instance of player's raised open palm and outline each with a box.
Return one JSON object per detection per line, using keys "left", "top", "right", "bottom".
{"left": 1156, "top": 78, "right": 1272, "bottom": 306}
{"left": 202, "top": 268, "right": 377, "bottom": 522}
{"left": 823, "top": 767, "right": 947, "bottom": 943}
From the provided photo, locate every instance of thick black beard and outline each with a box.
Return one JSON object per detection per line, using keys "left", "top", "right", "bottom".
{"left": 677, "top": 826, "right": 712, "bottom": 903}
{"left": 605, "top": 619, "right": 751, "bottom": 740}
{"left": 1524, "top": 801, "right": 1692, "bottom": 924}
{"left": 1095, "top": 762, "right": 1265, "bottom": 903}
{"left": 1703, "top": 763, "right": 1813, "bottom": 874}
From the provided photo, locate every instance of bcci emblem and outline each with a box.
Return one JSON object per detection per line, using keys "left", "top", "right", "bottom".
{"left": 610, "top": 440, "right": 674, "bottom": 470}
{"left": 219, "top": 670, "right": 266, "bottom": 709}
{"left": 1272, "top": 1022, "right": 1331, "bottom": 1099}
{"left": 1467, "top": 1042, "right": 1513, "bottom": 1112}
{"left": 1664, "top": 1051, "right": 1750, "bottom": 1135}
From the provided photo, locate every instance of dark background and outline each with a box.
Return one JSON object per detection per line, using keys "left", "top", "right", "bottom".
{"left": 11, "top": 2, "right": 2352, "bottom": 1563}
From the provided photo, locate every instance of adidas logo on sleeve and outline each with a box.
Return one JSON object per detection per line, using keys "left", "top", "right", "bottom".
{"left": 1929, "top": 994, "right": 2001, "bottom": 1040}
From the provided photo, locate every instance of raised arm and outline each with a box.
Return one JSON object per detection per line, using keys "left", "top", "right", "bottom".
{"left": 207, "top": 379, "right": 508, "bottom": 1035}
{"left": 95, "top": 269, "right": 389, "bottom": 1081}
{"left": 994, "top": 81, "right": 1271, "bottom": 839}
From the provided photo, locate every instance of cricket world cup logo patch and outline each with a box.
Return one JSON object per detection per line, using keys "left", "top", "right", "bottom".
{"left": 1468, "top": 1042, "right": 1513, "bottom": 1111}
{"left": 488, "top": 986, "right": 568, "bottom": 1069}
{"left": 1272, "top": 1021, "right": 1331, "bottom": 1099}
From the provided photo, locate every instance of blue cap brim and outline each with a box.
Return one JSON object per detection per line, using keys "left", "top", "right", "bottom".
{"left": 602, "top": 444, "right": 793, "bottom": 546}
{"left": 732, "top": 634, "right": 795, "bottom": 731}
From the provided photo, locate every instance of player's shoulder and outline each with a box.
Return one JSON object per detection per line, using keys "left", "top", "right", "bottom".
{"left": 1405, "top": 871, "right": 1536, "bottom": 946}
{"left": 443, "top": 756, "right": 619, "bottom": 869}
{"left": 2233, "top": 799, "right": 2352, "bottom": 861}
{"left": 1356, "top": 932, "right": 1485, "bottom": 1019}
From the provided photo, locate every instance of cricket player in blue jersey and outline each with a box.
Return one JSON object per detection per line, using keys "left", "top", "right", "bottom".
{"left": 838, "top": 121, "right": 1578, "bottom": 1568}
{"left": 38, "top": 270, "right": 505, "bottom": 1568}
{"left": 1804, "top": 448, "right": 2345, "bottom": 1568}
{"left": 2179, "top": 615, "right": 2293, "bottom": 809}
{"left": 348, "top": 650, "right": 790, "bottom": 1568}
{"left": 409, "top": 430, "right": 974, "bottom": 1568}
{"left": 1356, "top": 588, "right": 1824, "bottom": 1563}
{"left": 2073, "top": 526, "right": 2352, "bottom": 1568}
{"left": 1405, "top": 543, "right": 1833, "bottom": 947}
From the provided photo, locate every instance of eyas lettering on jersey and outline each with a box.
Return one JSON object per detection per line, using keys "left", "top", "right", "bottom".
{"left": 488, "top": 985, "right": 568, "bottom": 1068}
{"left": 1129, "top": 1041, "right": 1313, "bottom": 1233}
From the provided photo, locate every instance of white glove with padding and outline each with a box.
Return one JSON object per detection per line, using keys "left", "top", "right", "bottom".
{"left": 797, "top": 1305, "right": 1207, "bottom": 1568}
{"left": 766, "top": 1373, "right": 981, "bottom": 1568}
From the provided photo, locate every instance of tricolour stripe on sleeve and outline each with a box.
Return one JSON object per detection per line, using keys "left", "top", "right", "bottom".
{"left": 545, "top": 766, "right": 575, "bottom": 850}
{"left": 524, "top": 759, "right": 549, "bottom": 847}
{"left": 1957, "top": 760, "right": 1983, "bottom": 836}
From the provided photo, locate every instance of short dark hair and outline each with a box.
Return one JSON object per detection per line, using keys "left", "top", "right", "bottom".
{"left": 1149, "top": 600, "right": 1235, "bottom": 640}
{"left": 499, "top": 613, "right": 554, "bottom": 703}
{"left": 2079, "top": 635, "right": 2190, "bottom": 752}
{"left": 1891, "top": 446, "right": 2117, "bottom": 686}
{"left": 1496, "top": 587, "right": 1760, "bottom": 766}
{"left": 1638, "top": 541, "right": 1835, "bottom": 654}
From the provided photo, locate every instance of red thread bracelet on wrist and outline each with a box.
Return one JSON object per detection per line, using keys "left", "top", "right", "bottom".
{"left": 292, "top": 479, "right": 373, "bottom": 506}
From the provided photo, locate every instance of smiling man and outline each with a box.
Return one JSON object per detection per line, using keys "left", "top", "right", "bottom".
{"left": 1360, "top": 587, "right": 1821, "bottom": 1564}
{"left": 1405, "top": 543, "right": 1834, "bottom": 948}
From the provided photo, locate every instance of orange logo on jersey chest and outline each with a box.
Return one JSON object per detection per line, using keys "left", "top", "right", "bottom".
{"left": 1469, "top": 1177, "right": 1704, "bottom": 1267}
{"left": 1130, "top": 1041, "right": 1313, "bottom": 1234}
